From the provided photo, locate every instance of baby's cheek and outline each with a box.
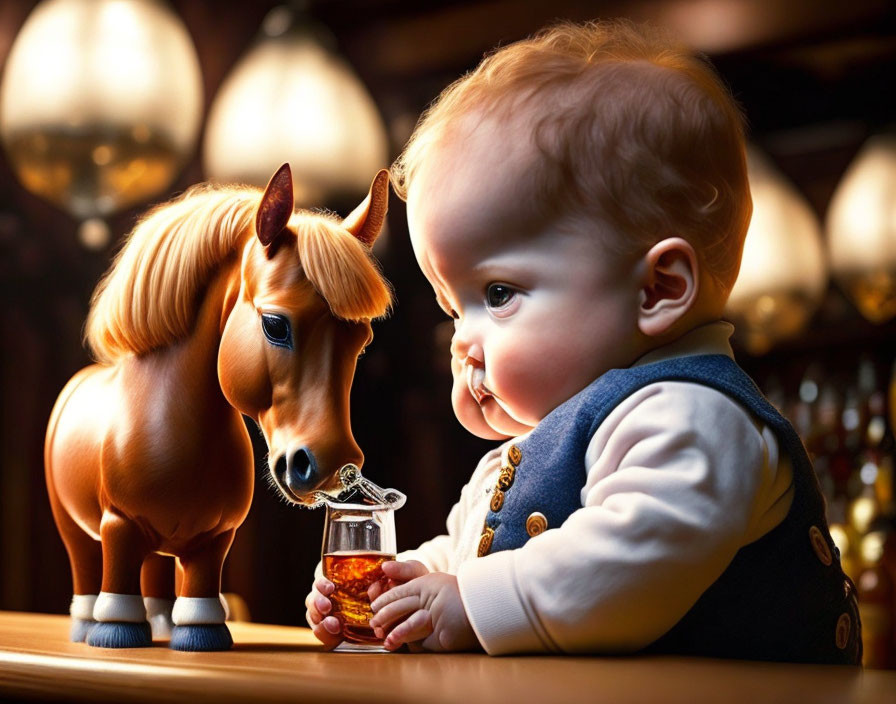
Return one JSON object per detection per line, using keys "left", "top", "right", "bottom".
{"left": 491, "top": 353, "right": 546, "bottom": 425}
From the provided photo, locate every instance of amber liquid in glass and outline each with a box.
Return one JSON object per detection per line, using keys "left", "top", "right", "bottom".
{"left": 323, "top": 551, "right": 393, "bottom": 645}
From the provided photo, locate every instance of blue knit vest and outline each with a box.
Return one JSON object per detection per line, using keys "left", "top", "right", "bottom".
{"left": 479, "top": 354, "right": 861, "bottom": 665}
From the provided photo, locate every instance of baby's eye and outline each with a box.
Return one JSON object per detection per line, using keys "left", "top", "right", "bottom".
{"left": 486, "top": 284, "right": 515, "bottom": 309}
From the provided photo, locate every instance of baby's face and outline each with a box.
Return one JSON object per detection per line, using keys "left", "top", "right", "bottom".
{"left": 407, "top": 115, "right": 644, "bottom": 439}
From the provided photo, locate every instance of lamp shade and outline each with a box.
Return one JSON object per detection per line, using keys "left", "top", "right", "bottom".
{"left": 726, "top": 148, "right": 828, "bottom": 354}
{"left": 0, "top": 0, "right": 203, "bottom": 222}
{"left": 203, "top": 14, "right": 388, "bottom": 208}
{"left": 826, "top": 134, "right": 896, "bottom": 324}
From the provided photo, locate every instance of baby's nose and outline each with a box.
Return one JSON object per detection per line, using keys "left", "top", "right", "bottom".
{"left": 450, "top": 323, "right": 483, "bottom": 366}
{"left": 463, "top": 343, "right": 485, "bottom": 368}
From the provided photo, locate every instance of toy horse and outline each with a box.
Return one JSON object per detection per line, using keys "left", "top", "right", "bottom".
{"left": 44, "top": 164, "right": 392, "bottom": 651}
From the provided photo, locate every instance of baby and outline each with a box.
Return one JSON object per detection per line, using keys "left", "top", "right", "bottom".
{"left": 306, "top": 19, "right": 860, "bottom": 663}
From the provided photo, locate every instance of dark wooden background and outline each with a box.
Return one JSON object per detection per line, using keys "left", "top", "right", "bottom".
{"left": 1, "top": 0, "right": 894, "bottom": 627}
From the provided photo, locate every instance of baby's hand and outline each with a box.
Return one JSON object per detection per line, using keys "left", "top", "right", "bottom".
{"left": 305, "top": 560, "right": 429, "bottom": 650}
{"left": 369, "top": 559, "right": 430, "bottom": 602}
{"left": 369, "top": 572, "right": 480, "bottom": 652}
{"left": 304, "top": 577, "right": 342, "bottom": 650}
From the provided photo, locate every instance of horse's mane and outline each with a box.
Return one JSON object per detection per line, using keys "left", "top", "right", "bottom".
{"left": 291, "top": 214, "right": 393, "bottom": 324}
{"left": 85, "top": 184, "right": 392, "bottom": 365}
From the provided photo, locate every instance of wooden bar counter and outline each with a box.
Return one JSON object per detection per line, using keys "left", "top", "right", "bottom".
{"left": 1, "top": 611, "right": 894, "bottom": 703}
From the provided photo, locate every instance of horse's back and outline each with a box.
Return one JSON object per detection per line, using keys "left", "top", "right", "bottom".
{"left": 45, "top": 364, "right": 117, "bottom": 538}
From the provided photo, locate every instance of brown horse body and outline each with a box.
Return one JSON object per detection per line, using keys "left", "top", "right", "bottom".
{"left": 44, "top": 165, "right": 391, "bottom": 650}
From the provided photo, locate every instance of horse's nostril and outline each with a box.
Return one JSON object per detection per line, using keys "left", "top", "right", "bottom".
{"left": 291, "top": 447, "right": 314, "bottom": 483}
{"left": 274, "top": 453, "right": 287, "bottom": 479}
{"left": 284, "top": 446, "right": 318, "bottom": 494}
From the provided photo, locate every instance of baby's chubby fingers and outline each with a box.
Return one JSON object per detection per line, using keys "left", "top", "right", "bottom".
{"left": 304, "top": 578, "right": 335, "bottom": 624}
{"left": 314, "top": 594, "right": 332, "bottom": 619}
{"left": 310, "top": 614, "right": 343, "bottom": 650}
{"left": 369, "top": 595, "right": 421, "bottom": 631}
{"left": 305, "top": 593, "right": 333, "bottom": 623}
{"left": 370, "top": 578, "right": 416, "bottom": 615}
{"left": 369, "top": 560, "right": 428, "bottom": 602}
{"left": 367, "top": 577, "right": 388, "bottom": 602}
{"left": 381, "top": 559, "right": 429, "bottom": 582}
{"left": 314, "top": 577, "right": 335, "bottom": 597}
{"left": 383, "top": 610, "right": 433, "bottom": 651}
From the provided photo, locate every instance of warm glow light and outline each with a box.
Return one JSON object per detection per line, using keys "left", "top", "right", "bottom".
{"left": 203, "top": 12, "right": 388, "bottom": 207}
{"left": 826, "top": 135, "right": 896, "bottom": 323}
{"left": 725, "top": 148, "right": 828, "bottom": 354}
{"left": 655, "top": 0, "right": 768, "bottom": 54}
{"left": 829, "top": 524, "right": 850, "bottom": 558}
{"left": 0, "top": 0, "right": 203, "bottom": 221}
{"left": 860, "top": 531, "right": 886, "bottom": 566}
{"left": 850, "top": 496, "right": 878, "bottom": 535}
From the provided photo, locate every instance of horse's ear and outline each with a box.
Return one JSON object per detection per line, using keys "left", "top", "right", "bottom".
{"left": 343, "top": 169, "right": 389, "bottom": 247}
{"left": 256, "top": 163, "right": 294, "bottom": 247}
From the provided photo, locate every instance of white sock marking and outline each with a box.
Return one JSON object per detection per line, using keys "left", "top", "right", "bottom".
{"left": 93, "top": 592, "right": 146, "bottom": 623}
{"left": 172, "top": 597, "right": 226, "bottom": 626}
{"left": 70, "top": 594, "right": 98, "bottom": 621}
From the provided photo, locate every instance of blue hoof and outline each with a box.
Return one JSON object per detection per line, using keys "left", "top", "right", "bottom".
{"left": 86, "top": 621, "right": 152, "bottom": 648}
{"left": 70, "top": 618, "right": 95, "bottom": 643}
{"left": 169, "top": 624, "right": 233, "bottom": 651}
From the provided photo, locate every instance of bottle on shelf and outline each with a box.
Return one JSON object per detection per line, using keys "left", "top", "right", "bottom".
{"left": 828, "top": 496, "right": 859, "bottom": 580}
{"left": 849, "top": 462, "right": 884, "bottom": 537}
{"left": 857, "top": 528, "right": 895, "bottom": 669}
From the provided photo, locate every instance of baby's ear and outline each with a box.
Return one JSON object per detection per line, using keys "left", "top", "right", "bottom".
{"left": 637, "top": 238, "right": 699, "bottom": 337}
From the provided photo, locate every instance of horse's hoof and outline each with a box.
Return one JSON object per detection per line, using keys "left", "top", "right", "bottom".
{"left": 86, "top": 621, "right": 152, "bottom": 648}
{"left": 70, "top": 618, "right": 96, "bottom": 643}
{"left": 169, "top": 624, "right": 233, "bottom": 651}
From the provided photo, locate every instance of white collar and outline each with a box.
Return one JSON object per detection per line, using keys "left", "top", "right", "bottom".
{"left": 632, "top": 320, "right": 735, "bottom": 368}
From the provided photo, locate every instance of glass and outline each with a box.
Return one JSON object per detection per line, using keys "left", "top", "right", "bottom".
{"left": 322, "top": 501, "right": 396, "bottom": 652}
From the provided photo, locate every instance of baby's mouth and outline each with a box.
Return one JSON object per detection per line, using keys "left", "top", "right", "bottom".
{"left": 466, "top": 364, "right": 492, "bottom": 405}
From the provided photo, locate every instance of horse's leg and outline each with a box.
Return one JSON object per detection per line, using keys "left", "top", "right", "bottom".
{"left": 172, "top": 559, "right": 229, "bottom": 619}
{"left": 47, "top": 487, "right": 102, "bottom": 642}
{"left": 141, "top": 553, "right": 175, "bottom": 640}
{"left": 86, "top": 511, "right": 153, "bottom": 648}
{"left": 175, "top": 557, "right": 184, "bottom": 596}
{"left": 170, "top": 529, "right": 235, "bottom": 651}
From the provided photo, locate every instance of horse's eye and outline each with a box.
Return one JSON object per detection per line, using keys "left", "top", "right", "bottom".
{"left": 261, "top": 313, "right": 292, "bottom": 349}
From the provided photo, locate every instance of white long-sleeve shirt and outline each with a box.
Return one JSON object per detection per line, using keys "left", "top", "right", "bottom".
{"left": 399, "top": 321, "right": 795, "bottom": 655}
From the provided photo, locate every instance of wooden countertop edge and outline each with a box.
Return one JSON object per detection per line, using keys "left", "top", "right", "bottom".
{"left": 0, "top": 648, "right": 356, "bottom": 704}
{"left": 2, "top": 613, "right": 896, "bottom": 704}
